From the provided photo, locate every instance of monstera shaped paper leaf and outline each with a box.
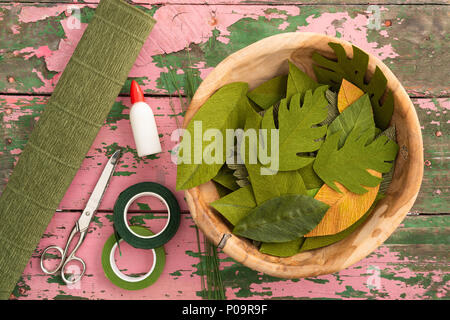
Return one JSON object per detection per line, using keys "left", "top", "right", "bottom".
{"left": 241, "top": 104, "right": 307, "bottom": 204}
{"left": 314, "top": 125, "right": 399, "bottom": 195}
{"left": 312, "top": 42, "right": 394, "bottom": 130}
{"left": 286, "top": 61, "right": 321, "bottom": 103}
{"left": 260, "top": 85, "right": 329, "bottom": 171}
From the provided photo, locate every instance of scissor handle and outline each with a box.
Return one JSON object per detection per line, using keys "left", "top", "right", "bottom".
{"left": 40, "top": 224, "right": 87, "bottom": 284}
{"left": 61, "top": 256, "right": 86, "bottom": 285}
{"left": 40, "top": 245, "right": 65, "bottom": 275}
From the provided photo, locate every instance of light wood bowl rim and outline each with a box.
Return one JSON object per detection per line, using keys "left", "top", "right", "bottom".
{"left": 182, "top": 32, "right": 423, "bottom": 278}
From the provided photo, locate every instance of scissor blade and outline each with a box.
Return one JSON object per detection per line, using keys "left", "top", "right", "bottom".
{"left": 78, "top": 150, "right": 121, "bottom": 231}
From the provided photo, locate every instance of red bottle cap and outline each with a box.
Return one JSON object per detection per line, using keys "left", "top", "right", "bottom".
{"left": 130, "top": 80, "right": 145, "bottom": 104}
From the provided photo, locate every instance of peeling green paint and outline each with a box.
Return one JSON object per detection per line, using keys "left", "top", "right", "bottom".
{"left": 136, "top": 202, "right": 151, "bottom": 211}
{"left": 113, "top": 171, "right": 136, "bottom": 176}
{"left": 46, "top": 274, "right": 65, "bottom": 286}
{"left": 11, "top": 276, "right": 30, "bottom": 299}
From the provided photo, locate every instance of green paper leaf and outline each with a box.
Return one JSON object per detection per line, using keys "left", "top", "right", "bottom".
{"left": 247, "top": 75, "right": 287, "bottom": 110}
{"left": 233, "top": 194, "right": 330, "bottom": 243}
{"left": 286, "top": 61, "right": 321, "bottom": 103}
{"left": 260, "top": 237, "right": 305, "bottom": 257}
{"left": 242, "top": 106, "right": 307, "bottom": 204}
{"left": 312, "top": 42, "right": 394, "bottom": 130}
{"left": 306, "top": 188, "right": 320, "bottom": 197}
{"left": 212, "top": 165, "right": 239, "bottom": 191}
{"left": 211, "top": 185, "right": 256, "bottom": 225}
{"left": 327, "top": 94, "right": 375, "bottom": 148}
{"left": 313, "top": 124, "right": 399, "bottom": 195}
{"left": 299, "top": 199, "right": 380, "bottom": 252}
{"left": 213, "top": 181, "right": 233, "bottom": 198}
{"left": 298, "top": 162, "right": 324, "bottom": 189}
{"left": 261, "top": 86, "right": 329, "bottom": 171}
{"left": 176, "top": 82, "right": 250, "bottom": 190}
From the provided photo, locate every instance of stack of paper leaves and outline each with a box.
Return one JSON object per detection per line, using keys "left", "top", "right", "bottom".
{"left": 176, "top": 42, "right": 399, "bottom": 257}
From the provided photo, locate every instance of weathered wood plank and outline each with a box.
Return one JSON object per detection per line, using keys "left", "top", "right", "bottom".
{"left": 1, "top": 95, "right": 447, "bottom": 213}
{"left": 1, "top": 0, "right": 449, "bottom": 5}
{"left": 0, "top": 4, "right": 448, "bottom": 97}
{"left": 12, "top": 212, "right": 449, "bottom": 299}
{"left": 0, "top": 95, "right": 187, "bottom": 211}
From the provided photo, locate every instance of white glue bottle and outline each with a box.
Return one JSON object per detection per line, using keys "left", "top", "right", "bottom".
{"left": 129, "top": 80, "right": 162, "bottom": 157}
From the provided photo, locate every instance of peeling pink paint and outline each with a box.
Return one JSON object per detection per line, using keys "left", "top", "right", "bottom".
{"left": 297, "top": 11, "right": 398, "bottom": 61}
{"left": 415, "top": 99, "right": 449, "bottom": 112}
{"left": 10, "top": 24, "right": 20, "bottom": 34}
{"left": 45, "top": 20, "right": 88, "bottom": 72}
{"left": 9, "top": 148, "right": 22, "bottom": 155}
{"left": 278, "top": 21, "right": 289, "bottom": 31}
{"left": 222, "top": 246, "right": 441, "bottom": 300}
{"left": 18, "top": 5, "right": 69, "bottom": 23}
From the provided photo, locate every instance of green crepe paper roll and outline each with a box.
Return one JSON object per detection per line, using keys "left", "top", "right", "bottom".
{"left": 102, "top": 226, "right": 165, "bottom": 290}
{"left": 0, "top": 0, "right": 156, "bottom": 299}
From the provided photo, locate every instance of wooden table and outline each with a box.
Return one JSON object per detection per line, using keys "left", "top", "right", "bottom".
{"left": 0, "top": 0, "right": 448, "bottom": 300}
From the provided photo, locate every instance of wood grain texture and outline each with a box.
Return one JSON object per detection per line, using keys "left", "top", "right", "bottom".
{"left": 184, "top": 32, "right": 423, "bottom": 278}
{"left": 0, "top": 4, "right": 448, "bottom": 97}
{"left": 2, "top": 0, "right": 449, "bottom": 5}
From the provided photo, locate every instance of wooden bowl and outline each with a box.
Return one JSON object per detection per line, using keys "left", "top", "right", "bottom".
{"left": 183, "top": 32, "right": 423, "bottom": 278}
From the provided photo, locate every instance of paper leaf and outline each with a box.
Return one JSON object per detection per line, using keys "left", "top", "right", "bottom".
{"left": 286, "top": 61, "right": 321, "bottom": 103}
{"left": 233, "top": 194, "right": 330, "bottom": 243}
{"left": 261, "top": 86, "right": 329, "bottom": 171}
{"left": 304, "top": 169, "right": 381, "bottom": 237}
{"left": 300, "top": 199, "right": 380, "bottom": 251}
{"left": 210, "top": 185, "right": 256, "bottom": 225}
{"left": 338, "top": 79, "right": 364, "bottom": 113}
{"left": 313, "top": 125, "right": 399, "bottom": 194}
{"left": 176, "top": 82, "right": 249, "bottom": 190}
{"left": 247, "top": 75, "right": 287, "bottom": 110}
{"left": 242, "top": 106, "right": 307, "bottom": 204}
{"left": 312, "top": 42, "right": 394, "bottom": 130}
{"left": 321, "top": 89, "right": 339, "bottom": 126}
{"left": 214, "top": 181, "right": 233, "bottom": 198}
{"left": 298, "top": 162, "right": 323, "bottom": 189}
{"left": 328, "top": 94, "right": 375, "bottom": 148}
{"left": 260, "top": 237, "right": 305, "bottom": 257}
{"left": 212, "top": 165, "right": 239, "bottom": 191}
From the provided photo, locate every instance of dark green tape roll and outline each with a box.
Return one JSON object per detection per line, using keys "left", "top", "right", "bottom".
{"left": 113, "top": 182, "right": 181, "bottom": 249}
{"left": 102, "top": 226, "right": 165, "bottom": 290}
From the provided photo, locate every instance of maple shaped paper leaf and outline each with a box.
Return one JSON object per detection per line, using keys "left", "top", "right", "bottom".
{"left": 313, "top": 124, "right": 399, "bottom": 194}
{"left": 261, "top": 85, "right": 329, "bottom": 171}
{"left": 312, "top": 42, "right": 394, "bottom": 130}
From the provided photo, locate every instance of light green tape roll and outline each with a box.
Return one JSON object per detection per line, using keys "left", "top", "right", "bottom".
{"left": 102, "top": 226, "right": 165, "bottom": 290}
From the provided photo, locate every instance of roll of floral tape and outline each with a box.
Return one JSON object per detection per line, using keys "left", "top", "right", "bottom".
{"left": 113, "top": 182, "right": 181, "bottom": 249}
{"left": 102, "top": 225, "right": 165, "bottom": 290}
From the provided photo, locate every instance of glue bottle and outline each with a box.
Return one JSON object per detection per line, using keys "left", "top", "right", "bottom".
{"left": 129, "top": 80, "right": 162, "bottom": 157}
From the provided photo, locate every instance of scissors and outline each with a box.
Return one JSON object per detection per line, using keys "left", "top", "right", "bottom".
{"left": 40, "top": 150, "right": 121, "bottom": 284}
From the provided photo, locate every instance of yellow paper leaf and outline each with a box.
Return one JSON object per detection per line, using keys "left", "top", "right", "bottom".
{"left": 304, "top": 169, "right": 381, "bottom": 237}
{"left": 337, "top": 79, "right": 364, "bottom": 113}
